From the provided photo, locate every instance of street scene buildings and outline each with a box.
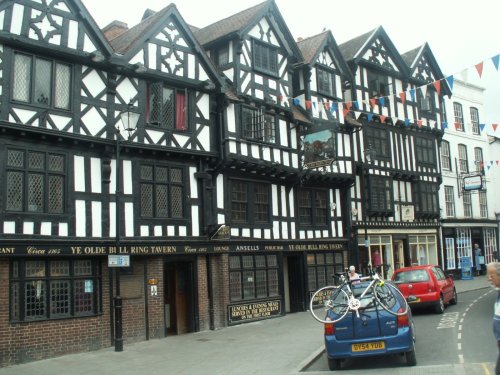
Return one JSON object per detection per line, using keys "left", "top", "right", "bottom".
{"left": 0, "top": 0, "right": 498, "bottom": 367}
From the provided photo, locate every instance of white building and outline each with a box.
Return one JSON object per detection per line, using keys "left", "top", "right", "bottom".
{"left": 440, "top": 79, "right": 498, "bottom": 277}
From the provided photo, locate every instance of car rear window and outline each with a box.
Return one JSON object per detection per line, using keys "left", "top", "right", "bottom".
{"left": 393, "top": 269, "right": 429, "bottom": 283}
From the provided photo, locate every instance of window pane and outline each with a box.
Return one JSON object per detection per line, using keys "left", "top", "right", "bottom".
{"left": 28, "top": 173, "right": 44, "bottom": 212}
{"left": 74, "top": 279, "right": 94, "bottom": 315}
{"left": 6, "top": 171, "right": 23, "bottom": 211}
{"left": 49, "top": 154, "right": 65, "bottom": 172}
{"left": 229, "top": 256, "right": 241, "bottom": 269}
{"left": 231, "top": 181, "right": 247, "bottom": 222}
{"left": 26, "top": 260, "right": 45, "bottom": 277}
{"left": 255, "top": 270, "right": 267, "bottom": 298}
{"left": 267, "top": 255, "right": 277, "bottom": 267}
{"left": 50, "top": 280, "right": 71, "bottom": 317}
{"left": 34, "top": 58, "right": 52, "bottom": 106}
{"left": 242, "top": 256, "right": 253, "bottom": 268}
{"left": 175, "top": 91, "right": 187, "bottom": 130}
{"left": 268, "top": 269, "right": 278, "bottom": 296}
{"left": 50, "top": 260, "right": 69, "bottom": 276}
{"left": 156, "top": 184, "right": 169, "bottom": 217}
{"left": 141, "top": 165, "right": 153, "bottom": 180}
{"left": 170, "top": 168, "right": 182, "bottom": 183}
{"left": 162, "top": 87, "right": 174, "bottom": 129}
{"left": 48, "top": 175, "right": 64, "bottom": 213}
{"left": 156, "top": 167, "right": 169, "bottom": 182}
{"left": 229, "top": 272, "right": 242, "bottom": 301}
{"left": 13, "top": 54, "right": 31, "bottom": 102}
{"left": 254, "top": 183, "right": 269, "bottom": 222}
{"left": 170, "top": 185, "right": 183, "bottom": 218}
{"left": 242, "top": 271, "right": 255, "bottom": 299}
{"left": 74, "top": 260, "right": 92, "bottom": 276}
{"left": 141, "top": 184, "right": 153, "bottom": 217}
{"left": 54, "top": 63, "right": 71, "bottom": 109}
{"left": 25, "top": 281, "right": 46, "bottom": 319}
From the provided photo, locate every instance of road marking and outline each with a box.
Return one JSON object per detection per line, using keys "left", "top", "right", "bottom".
{"left": 458, "top": 333, "right": 461, "bottom": 340}
{"left": 458, "top": 354, "right": 464, "bottom": 363}
{"left": 457, "top": 342, "right": 462, "bottom": 350}
{"left": 437, "top": 312, "right": 459, "bottom": 329}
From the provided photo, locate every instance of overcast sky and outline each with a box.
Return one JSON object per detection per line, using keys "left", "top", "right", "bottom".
{"left": 81, "top": 0, "right": 499, "bottom": 124}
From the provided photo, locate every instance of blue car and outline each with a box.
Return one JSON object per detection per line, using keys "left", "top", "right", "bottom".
{"left": 323, "top": 280, "right": 416, "bottom": 370}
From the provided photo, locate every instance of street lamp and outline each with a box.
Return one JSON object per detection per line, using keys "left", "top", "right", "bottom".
{"left": 363, "top": 144, "right": 376, "bottom": 266}
{"left": 113, "top": 101, "right": 140, "bottom": 352}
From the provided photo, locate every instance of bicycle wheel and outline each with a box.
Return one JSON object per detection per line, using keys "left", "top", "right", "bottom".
{"left": 373, "top": 282, "right": 409, "bottom": 316}
{"left": 309, "top": 285, "right": 350, "bottom": 324}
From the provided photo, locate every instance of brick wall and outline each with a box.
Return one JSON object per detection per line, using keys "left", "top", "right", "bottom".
{"left": 145, "top": 257, "right": 164, "bottom": 339}
{"left": 0, "top": 258, "right": 111, "bottom": 367}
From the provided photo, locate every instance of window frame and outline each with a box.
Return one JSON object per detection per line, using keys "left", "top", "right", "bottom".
{"left": 367, "top": 70, "right": 389, "bottom": 99}
{"left": 367, "top": 175, "right": 394, "bottom": 216}
{"left": 444, "top": 185, "right": 455, "bottom": 217}
{"left": 252, "top": 39, "right": 278, "bottom": 77}
{"left": 316, "top": 66, "right": 336, "bottom": 98}
{"left": 415, "top": 136, "right": 436, "bottom": 167}
{"left": 458, "top": 144, "right": 468, "bottom": 173}
{"left": 139, "top": 163, "right": 186, "bottom": 220}
{"left": 441, "top": 140, "right": 451, "bottom": 171}
{"left": 229, "top": 254, "right": 279, "bottom": 302}
{"left": 463, "top": 191, "right": 472, "bottom": 218}
{"left": 470, "top": 107, "right": 480, "bottom": 135}
{"left": 146, "top": 82, "right": 189, "bottom": 131}
{"left": 5, "top": 147, "right": 66, "bottom": 214}
{"left": 474, "top": 147, "right": 483, "bottom": 173}
{"left": 230, "top": 179, "right": 271, "bottom": 226}
{"left": 365, "top": 126, "right": 390, "bottom": 160}
{"left": 10, "top": 258, "right": 102, "bottom": 322}
{"left": 453, "top": 102, "right": 464, "bottom": 132}
{"left": 241, "top": 105, "right": 277, "bottom": 144}
{"left": 298, "top": 189, "right": 328, "bottom": 227}
{"left": 479, "top": 191, "right": 488, "bottom": 218}
{"left": 417, "top": 89, "right": 436, "bottom": 118}
{"left": 12, "top": 52, "right": 72, "bottom": 111}
{"left": 413, "top": 181, "right": 439, "bottom": 217}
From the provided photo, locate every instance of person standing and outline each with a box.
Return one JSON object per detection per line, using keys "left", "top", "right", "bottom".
{"left": 475, "top": 244, "right": 483, "bottom": 276}
{"left": 487, "top": 262, "right": 500, "bottom": 375}
{"left": 348, "top": 265, "right": 360, "bottom": 284}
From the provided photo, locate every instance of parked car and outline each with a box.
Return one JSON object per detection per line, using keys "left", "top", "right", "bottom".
{"left": 391, "top": 264, "right": 457, "bottom": 314}
{"left": 323, "top": 280, "right": 416, "bottom": 370}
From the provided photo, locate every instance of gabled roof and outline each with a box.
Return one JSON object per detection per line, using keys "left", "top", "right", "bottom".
{"left": 297, "top": 30, "right": 353, "bottom": 81}
{"left": 106, "top": 3, "right": 225, "bottom": 88}
{"left": 401, "top": 43, "right": 452, "bottom": 96}
{"left": 193, "top": 0, "right": 303, "bottom": 61}
{"left": 338, "top": 26, "right": 409, "bottom": 77}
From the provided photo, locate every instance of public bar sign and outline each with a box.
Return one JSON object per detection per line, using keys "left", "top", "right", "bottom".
{"left": 228, "top": 299, "right": 281, "bottom": 324}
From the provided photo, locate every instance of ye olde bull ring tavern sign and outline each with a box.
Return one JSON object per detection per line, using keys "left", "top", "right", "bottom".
{"left": 0, "top": 242, "right": 346, "bottom": 256}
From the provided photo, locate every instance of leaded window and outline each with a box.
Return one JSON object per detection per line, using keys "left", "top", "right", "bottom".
{"left": 12, "top": 52, "right": 71, "bottom": 110}
{"left": 298, "top": 189, "right": 328, "bottom": 226}
{"left": 317, "top": 67, "right": 336, "bottom": 97}
{"left": 414, "top": 182, "right": 439, "bottom": 216}
{"left": 453, "top": 102, "right": 464, "bottom": 131}
{"left": 307, "top": 252, "right": 343, "bottom": 291}
{"left": 470, "top": 107, "right": 480, "bottom": 135}
{"left": 441, "top": 141, "right": 451, "bottom": 171}
{"left": 10, "top": 259, "right": 101, "bottom": 322}
{"left": 230, "top": 180, "right": 270, "bottom": 225}
{"left": 418, "top": 90, "right": 435, "bottom": 116}
{"left": 367, "top": 70, "right": 389, "bottom": 98}
{"left": 140, "top": 164, "right": 184, "bottom": 218}
{"left": 415, "top": 136, "right": 435, "bottom": 166}
{"left": 147, "top": 83, "right": 187, "bottom": 131}
{"left": 241, "top": 106, "right": 276, "bottom": 143}
{"left": 229, "top": 255, "right": 279, "bottom": 301}
{"left": 6, "top": 148, "right": 65, "bottom": 214}
{"left": 253, "top": 40, "right": 278, "bottom": 76}
{"left": 368, "top": 175, "right": 393, "bottom": 214}
{"left": 365, "top": 126, "right": 389, "bottom": 159}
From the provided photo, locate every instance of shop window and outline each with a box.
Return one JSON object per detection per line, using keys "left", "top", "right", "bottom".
{"left": 6, "top": 148, "right": 65, "bottom": 214}
{"left": 140, "top": 164, "right": 185, "bottom": 219}
{"left": 10, "top": 259, "right": 101, "bottom": 322}
{"left": 12, "top": 52, "right": 72, "bottom": 110}
{"left": 307, "top": 252, "right": 343, "bottom": 291}
{"left": 229, "top": 255, "right": 278, "bottom": 301}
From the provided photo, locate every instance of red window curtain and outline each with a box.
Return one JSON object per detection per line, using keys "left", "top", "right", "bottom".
{"left": 175, "top": 91, "right": 187, "bottom": 130}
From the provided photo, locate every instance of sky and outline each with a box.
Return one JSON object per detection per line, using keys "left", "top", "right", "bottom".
{"left": 81, "top": 0, "right": 500, "bottom": 125}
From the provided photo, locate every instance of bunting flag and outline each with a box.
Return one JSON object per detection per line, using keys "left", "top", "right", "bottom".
{"left": 475, "top": 62, "right": 484, "bottom": 78}
{"left": 433, "top": 80, "right": 441, "bottom": 96}
{"left": 399, "top": 92, "right": 406, "bottom": 104}
{"left": 409, "top": 88, "right": 416, "bottom": 102}
{"left": 446, "top": 75, "right": 454, "bottom": 91}
{"left": 480, "top": 123, "right": 486, "bottom": 132}
{"left": 404, "top": 118, "right": 411, "bottom": 127}
{"left": 367, "top": 113, "right": 374, "bottom": 122}
{"left": 442, "top": 122, "right": 448, "bottom": 129}
{"left": 493, "top": 55, "right": 500, "bottom": 71}
{"left": 493, "top": 124, "right": 498, "bottom": 132}
{"left": 305, "top": 100, "right": 311, "bottom": 109}
{"left": 379, "top": 97, "right": 385, "bottom": 107}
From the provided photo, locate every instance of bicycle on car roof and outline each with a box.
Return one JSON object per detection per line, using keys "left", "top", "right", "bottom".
{"left": 309, "top": 267, "right": 409, "bottom": 324}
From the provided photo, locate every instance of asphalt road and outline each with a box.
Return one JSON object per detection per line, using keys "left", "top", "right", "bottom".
{"left": 305, "top": 288, "right": 496, "bottom": 372}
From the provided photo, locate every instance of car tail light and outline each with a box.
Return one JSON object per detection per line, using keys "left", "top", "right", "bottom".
{"left": 397, "top": 308, "right": 410, "bottom": 327}
{"left": 324, "top": 316, "right": 335, "bottom": 335}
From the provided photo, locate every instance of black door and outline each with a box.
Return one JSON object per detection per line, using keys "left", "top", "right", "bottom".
{"left": 287, "top": 255, "right": 304, "bottom": 312}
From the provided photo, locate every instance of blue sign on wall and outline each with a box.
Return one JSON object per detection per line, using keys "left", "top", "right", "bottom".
{"left": 461, "top": 257, "right": 473, "bottom": 280}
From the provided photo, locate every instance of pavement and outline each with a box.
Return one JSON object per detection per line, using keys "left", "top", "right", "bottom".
{"left": 0, "top": 275, "right": 494, "bottom": 375}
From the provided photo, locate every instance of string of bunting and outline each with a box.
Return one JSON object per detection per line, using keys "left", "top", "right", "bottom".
{"left": 280, "top": 53, "right": 500, "bottom": 134}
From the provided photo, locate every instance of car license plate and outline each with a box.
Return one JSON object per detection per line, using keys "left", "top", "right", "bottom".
{"left": 352, "top": 341, "right": 385, "bottom": 352}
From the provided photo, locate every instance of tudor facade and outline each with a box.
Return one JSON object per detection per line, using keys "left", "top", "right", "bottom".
{"left": 339, "top": 28, "right": 450, "bottom": 279}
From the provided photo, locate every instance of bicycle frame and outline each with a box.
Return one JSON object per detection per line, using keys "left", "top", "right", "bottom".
{"left": 337, "top": 272, "right": 385, "bottom": 316}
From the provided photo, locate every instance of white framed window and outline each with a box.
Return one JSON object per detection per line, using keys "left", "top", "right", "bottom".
{"left": 444, "top": 186, "right": 455, "bottom": 217}
{"left": 474, "top": 147, "right": 483, "bottom": 173}
{"left": 456, "top": 228, "right": 472, "bottom": 269}
{"left": 485, "top": 228, "right": 497, "bottom": 264}
{"left": 453, "top": 102, "right": 464, "bottom": 131}
{"left": 470, "top": 107, "right": 480, "bottom": 135}
{"left": 441, "top": 141, "right": 451, "bottom": 171}
{"left": 463, "top": 191, "right": 472, "bottom": 218}
{"left": 445, "top": 237, "right": 456, "bottom": 270}
{"left": 458, "top": 144, "right": 468, "bottom": 173}
{"left": 479, "top": 191, "right": 488, "bottom": 218}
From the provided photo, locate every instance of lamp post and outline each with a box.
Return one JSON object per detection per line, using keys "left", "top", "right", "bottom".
{"left": 363, "top": 144, "right": 376, "bottom": 268}
{"left": 113, "top": 102, "right": 140, "bottom": 352}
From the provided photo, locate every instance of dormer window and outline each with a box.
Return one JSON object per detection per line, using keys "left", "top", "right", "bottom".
{"left": 217, "top": 46, "right": 229, "bottom": 67}
{"left": 418, "top": 90, "right": 435, "bottom": 117}
{"left": 253, "top": 40, "right": 278, "bottom": 76}
{"left": 317, "top": 67, "right": 336, "bottom": 98}
{"left": 146, "top": 83, "right": 188, "bottom": 131}
{"left": 367, "top": 70, "right": 389, "bottom": 98}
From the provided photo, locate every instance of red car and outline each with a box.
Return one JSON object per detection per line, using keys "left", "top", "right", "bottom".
{"left": 391, "top": 265, "right": 457, "bottom": 314}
